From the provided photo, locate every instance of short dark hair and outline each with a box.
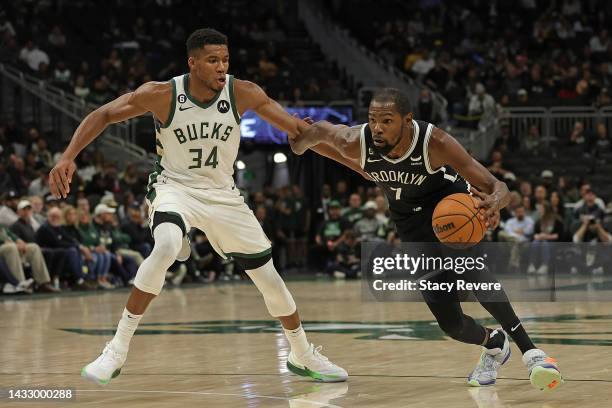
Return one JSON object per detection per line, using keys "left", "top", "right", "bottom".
{"left": 371, "top": 88, "right": 412, "bottom": 116}
{"left": 186, "top": 28, "right": 228, "bottom": 55}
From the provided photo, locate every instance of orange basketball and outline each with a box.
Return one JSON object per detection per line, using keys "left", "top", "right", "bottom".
{"left": 432, "top": 193, "right": 485, "bottom": 247}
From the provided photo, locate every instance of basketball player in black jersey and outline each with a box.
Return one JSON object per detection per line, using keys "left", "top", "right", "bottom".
{"left": 290, "top": 88, "right": 562, "bottom": 391}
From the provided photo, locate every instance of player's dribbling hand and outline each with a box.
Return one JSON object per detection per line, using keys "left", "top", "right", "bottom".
{"left": 49, "top": 158, "right": 77, "bottom": 199}
{"left": 470, "top": 187, "right": 501, "bottom": 230}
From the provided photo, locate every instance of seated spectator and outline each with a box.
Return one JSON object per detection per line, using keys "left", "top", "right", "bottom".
{"left": 10, "top": 199, "right": 40, "bottom": 241}
{"left": 28, "top": 169, "right": 51, "bottom": 197}
{"left": 19, "top": 39, "right": 50, "bottom": 72}
{"left": 327, "top": 230, "right": 361, "bottom": 279}
{"left": 353, "top": 201, "right": 381, "bottom": 241}
{"left": 76, "top": 197, "right": 91, "bottom": 215}
{"left": 333, "top": 180, "right": 349, "bottom": 206}
{"left": 375, "top": 195, "right": 389, "bottom": 224}
{"left": 342, "top": 193, "right": 364, "bottom": 225}
{"left": 29, "top": 195, "right": 46, "bottom": 225}
{"left": 468, "top": 83, "right": 496, "bottom": 120}
{"left": 568, "top": 121, "right": 588, "bottom": 149}
{"left": 531, "top": 184, "right": 548, "bottom": 222}
{"left": 549, "top": 191, "right": 568, "bottom": 228}
{"left": 35, "top": 207, "right": 89, "bottom": 290}
{"left": 486, "top": 150, "right": 514, "bottom": 180}
{"left": 522, "top": 124, "right": 542, "bottom": 153}
{"left": 540, "top": 169, "right": 555, "bottom": 191}
{"left": 93, "top": 204, "right": 139, "bottom": 282}
{"left": 0, "top": 223, "right": 57, "bottom": 293}
{"left": 314, "top": 200, "right": 351, "bottom": 270}
{"left": 500, "top": 205, "right": 534, "bottom": 242}
{"left": 571, "top": 210, "right": 611, "bottom": 275}
{"left": 74, "top": 74, "right": 90, "bottom": 100}
{"left": 573, "top": 186, "right": 606, "bottom": 220}
{"left": 77, "top": 209, "right": 135, "bottom": 286}
{"left": 121, "top": 202, "right": 154, "bottom": 258}
{"left": 527, "top": 201, "right": 565, "bottom": 275}
{"left": 63, "top": 206, "right": 114, "bottom": 289}
{"left": 0, "top": 190, "right": 19, "bottom": 227}
{"left": 592, "top": 122, "right": 610, "bottom": 159}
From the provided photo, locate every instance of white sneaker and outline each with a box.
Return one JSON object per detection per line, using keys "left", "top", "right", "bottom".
{"left": 3, "top": 283, "right": 18, "bottom": 294}
{"left": 81, "top": 342, "right": 127, "bottom": 385}
{"left": 17, "top": 278, "right": 35, "bottom": 294}
{"left": 527, "top": 264, "right": 536, "bottom": 274}
{"left": 522, "top": 348, "right": 563, "bottom": 391}
{"left": 468, "top": 329, "right": 511, "bottom": 387}
{"left": 287, "top": 344, "right": 348, "bottom": 382}
{"left": 536, "top": 265, "right": 549, "bottom": 275}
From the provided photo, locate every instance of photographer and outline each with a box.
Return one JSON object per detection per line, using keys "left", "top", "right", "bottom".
{"left": 573, "top": 214, "right": 611, "bottom": 244}
{"left": 571, "top": 213, "right": 611, "bottom": 275}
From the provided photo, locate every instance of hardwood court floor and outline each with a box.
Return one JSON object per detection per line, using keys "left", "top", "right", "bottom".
{"left": 1, "top": 278, "right": 611, "bottom": 407}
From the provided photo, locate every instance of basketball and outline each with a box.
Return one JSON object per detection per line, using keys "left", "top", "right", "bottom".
{"left": 432, "top": 193, "right": 485, "bottom": 247}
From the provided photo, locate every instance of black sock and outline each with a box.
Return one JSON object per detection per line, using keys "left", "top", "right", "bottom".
{"left": 484, "top": 327, "right": 505, "bottom": 350}
{"left": 504, "top": 322, "right": 536, "bottom": 354}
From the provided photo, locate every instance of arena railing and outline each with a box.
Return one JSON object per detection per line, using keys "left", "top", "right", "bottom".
{"left": 0, "top": 63, "right": 155, "bottom": 167}
{"left": 506, "top": 106, "right": 612, "bottom": 146}
{"left": 298, "top": 0, "right": 448, "bottom": 124}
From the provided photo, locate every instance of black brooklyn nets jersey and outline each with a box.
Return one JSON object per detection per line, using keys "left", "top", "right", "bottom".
{"left": 360, "top": 119, "right": 469, "bottom": 218}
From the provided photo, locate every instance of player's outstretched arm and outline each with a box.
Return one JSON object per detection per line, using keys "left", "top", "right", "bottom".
{"left": 234, "top": 79, "right": 310, "bottom": 137}
{"left": 234, "top": 80, "right": 370, "bottom": 179}
{"left": 49, "top": 82, "right": 171, "bottom": 198}
{"left": 289, "top": 121, "right": 371, "bottom": 179}
{"left": 428, "top": 127, "right": 510, "bottom": 229}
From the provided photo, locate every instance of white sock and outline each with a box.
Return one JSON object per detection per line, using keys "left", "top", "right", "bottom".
{"left": 110, "top": 308, "right": 143, "bottom": 354}
{"left": 283, "top": 325, "right": 310, "bottom": 356}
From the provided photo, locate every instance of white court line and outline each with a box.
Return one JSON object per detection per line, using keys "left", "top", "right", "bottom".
{"left": 77, "top": 389, "right": 343, "bottom": 407}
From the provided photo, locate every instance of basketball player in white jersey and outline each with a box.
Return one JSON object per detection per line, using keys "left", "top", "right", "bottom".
{"left": 49, "top": 28, "right": 355, "bottom": 385}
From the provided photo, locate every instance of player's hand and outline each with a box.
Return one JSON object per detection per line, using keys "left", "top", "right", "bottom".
{"left": 292, "top": 113, "right": 314, "bottom": 125}
{"left": 49, "top": 158, "right": 77, "bottom": 199}
{"left": 470, "top": 187, "right": 501, "bottom": 230}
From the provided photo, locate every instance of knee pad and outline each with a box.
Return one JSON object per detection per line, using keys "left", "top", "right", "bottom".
{"left": 244, "top": 259, "right": 296, "bottom": 317}
{"left": 134, "top": 222, "right": 183, "bottom": 295}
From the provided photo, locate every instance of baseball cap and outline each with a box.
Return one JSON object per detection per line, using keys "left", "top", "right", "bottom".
{"left": 100, "top": 194, "right": 118, "bottom": 208}
{"left": 329, "top": 200, "right": 341, "bottom": 208}
{"left": 503, "top": 172, "right": 517, "bottom": 182}
{"left": 94, "top": 203, "right": 116, "bottom": 216}
{"left": 17, "top": 200, "right": 32, "bottom": 210}
{"left": 541, "top": 169, "right": 554, "bottom": 178}
{"left": 363, "top": 201, "right": 377, "bottom": 210}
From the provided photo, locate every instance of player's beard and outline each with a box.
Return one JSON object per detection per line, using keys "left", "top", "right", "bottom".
{"left": 372, "top": 122, "right": 404, "bottom": 156}
{"left": 371, "top": 141, "right": 395, "bottom": 156}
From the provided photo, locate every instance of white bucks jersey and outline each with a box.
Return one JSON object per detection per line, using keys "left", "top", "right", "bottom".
{"left": 149, "top": 73, "right": 241, "bottom": 191}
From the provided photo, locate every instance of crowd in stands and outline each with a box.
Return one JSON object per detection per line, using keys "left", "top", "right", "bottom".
{"left": 332, "top": 0, "right": 612, "bottom": 122}
{"left": 0, "top": 0, "right": 351, "bottom": 109}
{"left": 1, "top": 1, "right": 612, "bottom": 296}
{"left": 1, "top": 113, "right": 612, "bottom": 295}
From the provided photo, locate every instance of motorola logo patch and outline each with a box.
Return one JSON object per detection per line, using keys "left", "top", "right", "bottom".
{"left": 217, "top": 100, "right": 230, "bottom": 113}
